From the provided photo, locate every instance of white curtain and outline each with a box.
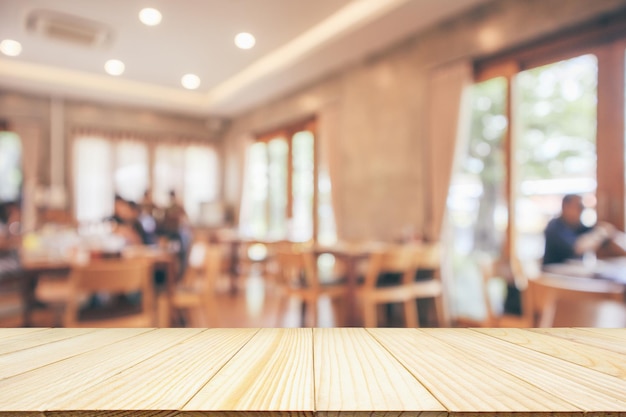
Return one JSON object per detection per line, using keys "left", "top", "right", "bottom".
{"left": 184, "top": 145, "right": 219, "bottom": 224}
{"left": 425, "top": 60, "right": 473, "bottom": 241}
{"left": 154, "top": 143, "right": 220, "bottom": 223}
{"left": 74, "top": 137, "right": 114, "bottom": 222}
{"left": 115, "top": 140, "right": 149, "bottom": 202}
{"left": 74, "top": 134, "right": 219, "bottom": 225}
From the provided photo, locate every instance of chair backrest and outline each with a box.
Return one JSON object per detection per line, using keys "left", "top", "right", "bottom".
{"left": 183, "top": 240, "right": 222, "bottom": 291}
{"left": 529, "top": 274, "right": 625, "bottom": 327}
{"left": 275, "top": 249, "right": 318, "bottom": 291}
{"left": 418, "top": 242, "right": 441, "bottom": 271}
{"left": 363, "top": 244, "right": 422, "bottom": 289}
{"left": 64, "top": 258, "right": 153, "bottom": 327}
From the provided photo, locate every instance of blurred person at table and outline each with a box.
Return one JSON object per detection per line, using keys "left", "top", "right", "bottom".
{"left": 542, "top": 194, "right": 626, "bottom": 266}
{"left": 107, "top": 195, "right": 142, "bottom": 246}
{"left": 131, "top": 200, "right": 157, "bottom": 245}
{"left": 159, "top": 190, "right": 191, "bottom": 274}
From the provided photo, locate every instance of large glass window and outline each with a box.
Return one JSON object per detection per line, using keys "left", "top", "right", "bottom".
{"left": 240, "top": 120, "right": 335, "bottom": 242}
{"left": 75, "top": 135, "right": 218, "bottom": 225}
{"left": 0, "top": 131, "right": 22, "bottom": 203}
{"left": 515, "top": 54, "right": 598, "bottom": 261}
{"left": 447, "top": 77, "right": 507, "bottom": 319}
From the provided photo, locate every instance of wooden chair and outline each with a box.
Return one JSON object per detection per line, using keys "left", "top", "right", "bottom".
{"left": 478, "top": 256, "right": 534, "bottom": 328}
{"left": 171, "top": 241, "right": 222, "bottom": 327}
{"left": 528, "top": 274, "right": 625, "bottom": 327}
{"left": 359, "top": 243, "right": 448, "bottom": 328}
{"left": 274, "top": 248, "right": 346, "bottom": 327}
{"left": 414, "top": 242, "right": 449, "bottom": 327}
{"left": 63, "top": 259, "right": 154, "bottom": 327}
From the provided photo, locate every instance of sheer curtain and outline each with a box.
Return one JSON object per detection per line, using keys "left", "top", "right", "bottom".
{"left": 153, "top": 143, "right": 220, "bottom": 224}
{"left": 114, "top": 140, "right": 149, "bottom": 202}
{"left": 74, "top": 132, "right": 219, "bottom": 225}
{"left": 74, "top": 136, "right": 114, "bottom": 222}
{"left": 153, "top": 144, "right": 185, "bottom": 208}
{"left": 425, "top": 60, "right": 473, "bottom": 241}
{"left": 184, "top": 145, "right": 219, "bottom": 224}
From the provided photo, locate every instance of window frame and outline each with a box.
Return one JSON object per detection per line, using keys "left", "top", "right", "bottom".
{"left": 474, "top": 12, "right": 626, "bottom": 262}
{"left": 254, "top": 117, "right": 319, "bottom": 241}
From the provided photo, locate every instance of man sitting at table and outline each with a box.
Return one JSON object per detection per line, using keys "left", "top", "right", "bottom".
{"left": 543, "top": 194, "right": 626, "bottom": 266}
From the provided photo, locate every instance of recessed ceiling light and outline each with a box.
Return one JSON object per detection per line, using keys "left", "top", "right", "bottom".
{"left": 234, "top": 32, "right": 255, "bottom": 49}
{"left": 104, "top": 59, "right": 125, "bottom": 76}
{"left": 0, "top": 39, "right": 22, "bottom": 57}
{"left": 139, "top": 8, "right": 162, "bottom": 26}
{"left": 181, "top": 74, "right": 201, "bottom": 90}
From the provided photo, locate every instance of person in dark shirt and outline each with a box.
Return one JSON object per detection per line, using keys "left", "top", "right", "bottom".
{"left": 543, "top": 194, "right": 619, "bottom": 266}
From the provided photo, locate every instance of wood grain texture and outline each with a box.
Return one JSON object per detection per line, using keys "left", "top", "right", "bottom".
{"left": 531, "top": 327, "right": 626, "bottom": 355}
{"left": 476, "top": 327, "right": 626, "bottom": 380}
{"left": 314, "top": 328, "right": 444, "bottom": 413}
{"left": 0, "top": 328, "right": 203, "bottom": 412}
{"left": 368, "top": 328, "right": 577, "bottom": 414}
{"left": 0, "top": 327, "right": 47, "bottom": 339}
{"left": 0, "top": 328, "right": 625, "bottom": 416}
{"left": 427, "top": 328, "right": 626, "bottom": 412}
{"left": 0, "top": 328, "right": 146, "bottom": 380}
{"left": 57, "top": 329, "right": 258, "bottom": 411}
{"left": 0, "top": 328, "right": 90, "bottom": 355}
{"left": 183, "top": 328, "right": 314, "bottom": 414}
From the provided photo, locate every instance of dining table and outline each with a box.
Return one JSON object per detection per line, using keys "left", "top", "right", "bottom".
{"left": 19, "top": 245, "right": 177, "bottom": 327}
{"left": 314, "top": 241, "right": 387, "bottom": 326}
{"left": 1, "top": 327, "right": 625, "bottom": 416}
{"left": 543, "top": 256, "right": 626, "bottom": 284}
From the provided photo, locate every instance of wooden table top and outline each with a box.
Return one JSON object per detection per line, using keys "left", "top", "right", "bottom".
{"left": 1, "top": 327, "right": 625, "bottom": 416}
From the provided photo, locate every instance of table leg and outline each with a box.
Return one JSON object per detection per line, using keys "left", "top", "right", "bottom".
{"left": 20, "top": 271, "right": 37, "bottom": 327}
{"left": 229, "top": 241, "right": 240, "bottom": 294}
{"left": 343, "top": 257, "right": 359, "bottom": 327}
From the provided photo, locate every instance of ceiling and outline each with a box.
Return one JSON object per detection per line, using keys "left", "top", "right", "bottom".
{"left": 0, "top": 0, "right": 488, "bottom": 117}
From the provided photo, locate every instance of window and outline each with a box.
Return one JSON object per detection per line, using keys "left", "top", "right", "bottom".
{"left": 0, "top": 131, "right": 22, "bottom": 203}
{"left": 74, "top": 137, "right": 114, "bottom": 222}
{"left": 515, "top": 54, "right": 598, "bottom": 261}
{"left": 448, "top": 16, "right": 626, "bottom": 320}
{"left": 240, "top": 119, "right": 334, "bottom": 242}
{"left": 74, "top": 135, "right": 219, "bottom": 225}
{"left": 447, "top": 77, "right": 507, "bottom": 319}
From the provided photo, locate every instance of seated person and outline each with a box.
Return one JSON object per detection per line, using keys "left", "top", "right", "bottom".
{"left": 543, "top": 194, "right": 626, "bottom": 266}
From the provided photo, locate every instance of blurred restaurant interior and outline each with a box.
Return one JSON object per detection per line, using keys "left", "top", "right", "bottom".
{"left": 2, "top": 0, "right": 626, "bottom": 328}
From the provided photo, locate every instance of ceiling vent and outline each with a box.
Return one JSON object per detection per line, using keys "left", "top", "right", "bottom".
{"left": 25, "top": 9, "right": 113, "bottom": 48}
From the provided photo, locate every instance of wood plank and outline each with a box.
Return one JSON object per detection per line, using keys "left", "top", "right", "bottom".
{"left": 0, "top": 327, "right": 47, "bottom": 339}
{"left": 476, "top": 328, "right": 626, "bottom": 380}
{"left": 57, "top": 329, "right": 258, "bottom": 411}
{"left": 0, "top": 328, "right": 150, "bottom": 380}
{"left": 531, "top": 327, "right": 626, "bottom": 355}
{"left": 183, "top": 328, "right": 314, "bottom": 415}
{"left": 0, "top": 328, "right": 203, "bottom": 413}
{"left": 368, "top": 328, "right": 578, "bottom": 414}
{"left": 428, "top": 328, "right": 626, "bottom": 412}
{"left": 44, "top": 412, "right": 176, "bottom": 417}
{"left": 0, "top": 328, "right": 94, "bottom": 356}
{"left": 314, "top": 328, "right": 444, "bottom": 414}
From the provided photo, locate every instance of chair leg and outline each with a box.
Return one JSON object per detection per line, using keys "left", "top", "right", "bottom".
{"left": 363, "top": 300, "right": 378, "bottom": 328}
{"left": 434, "top": 294, "right": 449, "bottom": 327}
{"left": 404, "top": 299, "right": 419, "bottom": 328}
{"left": 309, "top": 298, "right": 318, "bottom": 328}
{"left": 204, "top": 296, "right": 219, "bottom": 328}
{"left": 331, "top": 297, "right": 345, "bottom": 327}
{"left": 276, "top": 295, "right": 289, "bottom": 327}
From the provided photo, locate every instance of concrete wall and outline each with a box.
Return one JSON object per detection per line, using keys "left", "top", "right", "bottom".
{"left": 223, "top": 0, "right": 626, "bottom": 241}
